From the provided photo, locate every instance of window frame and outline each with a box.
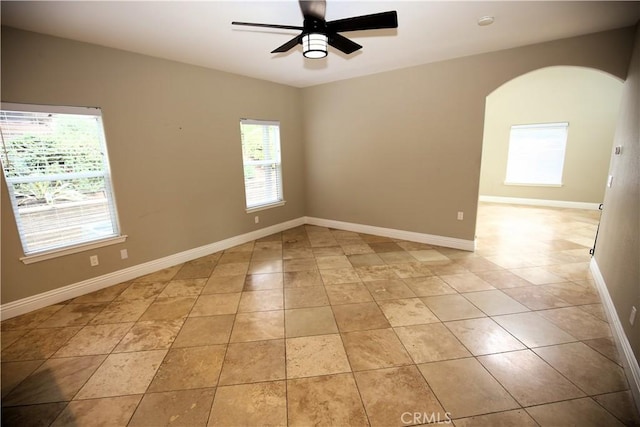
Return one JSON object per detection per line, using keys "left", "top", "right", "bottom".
{"left": 504, "top": 122, "right": 569, "bottom": 187}
{"left": 239, "top": 118, "right": 286, "bottom": 213}
{"left": 1, "top": 102, "right": 126, "bottom": 264}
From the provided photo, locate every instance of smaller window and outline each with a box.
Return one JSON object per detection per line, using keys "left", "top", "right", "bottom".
{"left": 239, "top": 119, "right": 284, "bottom": 211}
{"left": 505, "top": 122, "right": 569, "bottom": 186}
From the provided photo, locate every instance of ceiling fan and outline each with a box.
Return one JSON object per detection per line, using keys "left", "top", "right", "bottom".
{"left": 232, "top": 0, "right": 398, "bottom": 59}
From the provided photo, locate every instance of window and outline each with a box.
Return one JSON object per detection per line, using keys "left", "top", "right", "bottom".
{"left": 239, "top": 119, "right": 284, "bottom": 211}
{"left": 505, "top": 122, "right": 569, "bottom": 186}
{"left": 0, "top": 103, "right": 122, "bottom": 259}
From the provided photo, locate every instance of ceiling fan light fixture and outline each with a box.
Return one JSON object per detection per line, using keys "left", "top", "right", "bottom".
{"left": 302, "top": 33, "right": 328, "bottom": 59}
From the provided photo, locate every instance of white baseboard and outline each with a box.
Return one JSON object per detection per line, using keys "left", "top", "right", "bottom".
{"left": 0, "top": 217, "right": 305, "bottom": 320}
{"left": 589, "top": 258, "right": 640, "bottom": 414}
{"left": 1, "top": 216, "right": 475, "bottom": 320}
{"left": 304, "top": 216, "right": 476, "bottom": 251}
{"left": 479, "top": 195, "right": 601, "bottom": 210}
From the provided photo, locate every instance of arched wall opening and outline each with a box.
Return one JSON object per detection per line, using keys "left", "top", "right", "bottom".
{"left": 478, "top": 66, "right": 624, "bottom": 207}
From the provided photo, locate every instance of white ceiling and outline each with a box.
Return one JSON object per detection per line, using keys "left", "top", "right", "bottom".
{"left": 2, "top": 1, "right": 639, "bottom": 88}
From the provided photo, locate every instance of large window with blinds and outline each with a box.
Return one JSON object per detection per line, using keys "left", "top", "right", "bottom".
{"left": 0, "top": 103, "right": 122, "bottom": 258}
{"left": 239, "top": 119, "right": 285, "bottom": 211}
{"left": 505, "top": 122, "right": 569, "bottom": 186}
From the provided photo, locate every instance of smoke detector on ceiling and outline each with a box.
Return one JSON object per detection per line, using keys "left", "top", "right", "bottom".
{"left": 477, "top": 16, "right": 495, "bottom": 26}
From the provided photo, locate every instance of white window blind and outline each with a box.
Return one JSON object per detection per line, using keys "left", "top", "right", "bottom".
{"left": 239, "top": 119, "right": 284, "bottom": 210}
{"left": 0, "top": 103, "right": 121, "bottom": 255}
{"left": 505, "top": 122, "right": 569, "bottom": 186}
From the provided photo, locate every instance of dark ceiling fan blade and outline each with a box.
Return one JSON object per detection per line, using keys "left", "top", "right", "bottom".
{"left": 299, "top": 0, "right": 326, "bottom": 20}
{"left": 327, "top": 11, "right": 397, "bottom": 33}
{"left": 232, "top": 21, "right": 303, "bottom": 31}
{"left": 328, "top": 33, "right": 362, "bottom": 55}
{"left": 271, "top": 35, "right": 302, "bottom": 53}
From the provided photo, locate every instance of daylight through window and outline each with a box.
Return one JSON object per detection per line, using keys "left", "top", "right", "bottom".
{"left": 505, "top": 122, "right": 569, "bottom": 186}
{"left": 239, "top": 119, "right": 284, "bottom": 211}
{"left": 0, "top": 103, "right": 121, "bottom": 256}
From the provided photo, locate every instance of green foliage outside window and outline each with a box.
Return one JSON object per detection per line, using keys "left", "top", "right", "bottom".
{"left": 1, "top": 113, "right": 108, "bottom": 206}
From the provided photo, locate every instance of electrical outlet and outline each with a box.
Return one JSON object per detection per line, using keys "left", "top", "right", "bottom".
{"left": 630, "top": 306, "right": 637, "bottom": 326}
{"left": 254, "top": 216, "right": 259, "bottom": 224}
{"left": 457, "top": 211, "right": 464, "bottom": 221}
{"left": 90, "top": 255, "right": 99, "bottom": 266}
{"left": 120, "top": 249, "right": 128, "bottom": 260}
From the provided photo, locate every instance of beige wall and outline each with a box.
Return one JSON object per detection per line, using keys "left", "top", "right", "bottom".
{"left": 1, "top": 27, "right": 306, "bottom": 304}
{"left": 302, "top": 27, "right": 635, "bottom": 241}
{"left": 479, "top": 66, "right": 623, "bottom": 203}
{"left": 1, "top": 26, "right": 637, "bottom": 306}
{"left": 594, "top": 25, "right": 640, "bottom": 364}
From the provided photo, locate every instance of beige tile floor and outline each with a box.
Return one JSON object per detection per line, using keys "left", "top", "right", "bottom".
{"left": 2, "top": 203, "right": 640, "bottom": 426}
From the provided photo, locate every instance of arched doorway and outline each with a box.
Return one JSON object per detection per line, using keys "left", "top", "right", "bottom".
{"left": 479, "top": 66, "right": 624, "bottom": 209}
{"left": 476, "top": 66, "right": 623, "bottom": 253}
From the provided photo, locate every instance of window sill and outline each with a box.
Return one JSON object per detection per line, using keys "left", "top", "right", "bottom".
{"left": 245, "top": 201, "right": 286, "bottom": 214}
{"left": 503, "top": 182, "right": 563, "bottom": 188}
{"left": 20, "top": 235, "right": 128, "bottom": 265}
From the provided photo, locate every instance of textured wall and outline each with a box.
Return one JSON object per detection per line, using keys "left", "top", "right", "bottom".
{"left": 595, "top": 25, "right": 640, "bottom": 364}
{"left": 1, "top": 27, "right": 306, "bottom": 303}
{"left": 302, "top": 28, "right": 635, "bottom": 240}
{"left": 1, "top": 25, "right": 637, "bottom": 305}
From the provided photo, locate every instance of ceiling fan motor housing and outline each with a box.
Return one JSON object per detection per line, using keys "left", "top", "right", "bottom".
{"left": 303, "top": 17, "right": 327, "bottom": 36}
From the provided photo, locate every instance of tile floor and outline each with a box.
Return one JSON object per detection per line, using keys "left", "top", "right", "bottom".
{"left": 2, "top": 203, "right": 639, "bottom": 426}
